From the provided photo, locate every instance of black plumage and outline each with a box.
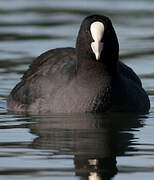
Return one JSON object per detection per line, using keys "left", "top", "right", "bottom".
{"left": 7, "top": 14, "right": 150, "bottom": 114}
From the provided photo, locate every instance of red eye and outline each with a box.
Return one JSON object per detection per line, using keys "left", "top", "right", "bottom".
{"left": 85, "top": 30, "right": 89, "bottom": 34}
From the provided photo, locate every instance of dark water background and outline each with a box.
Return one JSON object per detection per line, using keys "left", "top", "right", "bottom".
{"left": 1, "top": 0, "right": 154, "bottom": 179}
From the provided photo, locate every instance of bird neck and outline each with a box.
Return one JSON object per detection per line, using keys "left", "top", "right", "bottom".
{"left": 76, "top": 32, "right": 119, "bottom": 76}
{"left": 76, "top": 49, "right": 118, "bottom": 76}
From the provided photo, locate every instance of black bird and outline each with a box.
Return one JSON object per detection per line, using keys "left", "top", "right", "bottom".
{"left": 7, "top": 14, "right": 150, "bottom": 114}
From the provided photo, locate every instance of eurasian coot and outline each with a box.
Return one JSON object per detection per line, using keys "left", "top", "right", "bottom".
{"left": 7, "top": 14, "right": 150, "bottom": 114}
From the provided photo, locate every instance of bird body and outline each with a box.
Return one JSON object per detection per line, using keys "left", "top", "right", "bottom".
{"left": 7, "top": 15, "right": 150, "bottom": 114}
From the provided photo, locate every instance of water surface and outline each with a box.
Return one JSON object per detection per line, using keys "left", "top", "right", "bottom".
{"left": 1, "top": 0, "right": 154, "bottom": 179}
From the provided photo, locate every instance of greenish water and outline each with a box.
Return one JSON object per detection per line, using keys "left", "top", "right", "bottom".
{"left": 1, "top": 0, "right": 154, "bottom": 179}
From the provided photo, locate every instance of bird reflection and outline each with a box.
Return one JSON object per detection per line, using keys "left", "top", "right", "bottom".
{"left": 28, "top": 112, "right": 144, "bottom": 180}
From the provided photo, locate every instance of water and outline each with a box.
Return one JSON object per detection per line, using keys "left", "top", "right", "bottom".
{"left": 1, "top": 0, "right": 154, "bottom": 179}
